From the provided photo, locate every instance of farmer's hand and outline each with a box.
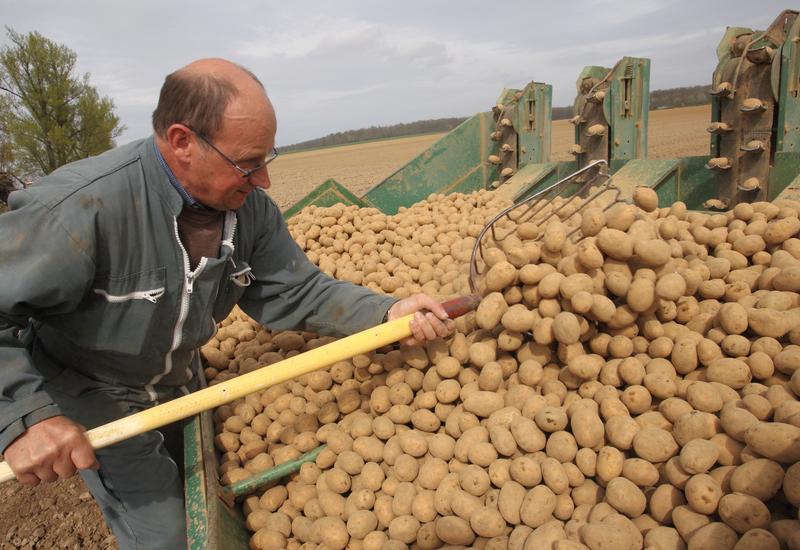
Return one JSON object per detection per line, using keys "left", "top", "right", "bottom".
{"left": 5, "top": 415, "right": 98, "bottom": 486}
{"left": 387, "top": 293, "right": 456, "bottom": 346}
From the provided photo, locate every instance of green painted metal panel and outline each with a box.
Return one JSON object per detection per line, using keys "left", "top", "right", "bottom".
{"left": 776, "top": 15, "right": 800, "bottom": 152}
{"left": 610, "top": 159, "right": 680, "bottom": 200}
{"left": 185, "top": 410, "right": 250, "bottom": 550}
{"left": 184, "top": 416, "right": 208, "bottom": 549}
{"left": 447, "top": 165, "right": 490, "bottom": 196}
{"left": 493, "top": 162, "right": 558, "bottom": 203}
{"left": 769, "top": 151, "right": 800, "bottom": 201}
{"left": 609, "top": 159, "right": 629, "bottom": 174}
{"left": 556, "top": 160, "right": 579, "bottom": 179}
{"left": 517, "top": 83, "right": 552, "bottom": 166}
{"left": 283, "top": 179, "right": 367, "bottom": 219}
{"left": 775, "top": 170, "right": 800, "bottom": 202}
{"left": 496, "top": 88, "right": 521, "bottom": 105}
{"left": 678, "top": 155, "right": 717, "bottom": 210}
{"left": 364, "top": 112, "right": 494, "bottom": 214}
{"left": 608, "top": 57, "right": 650, "bottom": 161}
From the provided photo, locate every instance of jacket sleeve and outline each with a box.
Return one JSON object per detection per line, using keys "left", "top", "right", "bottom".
{"left": 238, "top": 198, "right": 397, "bottom": 337}
{"left": 0, "top": 190, "right": 96, "bottom": 452}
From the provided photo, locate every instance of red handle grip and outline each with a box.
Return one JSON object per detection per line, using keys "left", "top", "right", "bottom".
{"left": 440, "top": 294, "right": 481, "bottom": 319}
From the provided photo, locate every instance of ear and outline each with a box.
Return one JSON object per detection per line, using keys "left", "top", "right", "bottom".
{"left": 164, "top": 124, "right": 194, "bottom": 163}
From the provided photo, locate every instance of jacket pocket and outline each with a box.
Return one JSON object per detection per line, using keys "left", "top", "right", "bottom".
{"left": 54, "top": 267, "right": 168, "bottom": 356}
{"left": 212, "top": 260, "right": 252, "bottom": 322}
{"left": 93, "top": 287, "right": 165, "bottom": 303}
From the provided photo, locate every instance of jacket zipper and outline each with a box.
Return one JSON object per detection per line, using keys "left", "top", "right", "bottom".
{"left": 147, "top": 218, "right": 209, "bottom": 392}
{"left": 147, "top": 212, "right": 238, "bottom": 396}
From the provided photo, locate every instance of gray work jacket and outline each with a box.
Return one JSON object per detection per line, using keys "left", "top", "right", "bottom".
{"left": 0, "top": 137, "right": 396, "bottom": 452}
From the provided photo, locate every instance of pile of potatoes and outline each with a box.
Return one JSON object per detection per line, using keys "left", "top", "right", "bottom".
{"left": 202, "top": 187, "right": 800, "bottom": 550}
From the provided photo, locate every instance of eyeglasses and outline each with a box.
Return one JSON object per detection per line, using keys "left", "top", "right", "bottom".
{"left": 185, "top": 125, "right": 278, "bottom": 178}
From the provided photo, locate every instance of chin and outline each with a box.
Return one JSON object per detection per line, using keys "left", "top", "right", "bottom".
{"left": 226, "top": 193, "right": 250, "bottom": 210}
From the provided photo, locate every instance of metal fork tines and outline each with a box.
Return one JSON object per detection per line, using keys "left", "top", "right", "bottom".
{"left": 469, "top": 160, "right": 626, "bottom": 295}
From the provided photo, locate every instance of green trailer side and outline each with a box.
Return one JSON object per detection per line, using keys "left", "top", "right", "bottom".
{"left": 362, "top": 112, "right": 496, "bottom": 214}
{"left": 282, "top": 178, "right": 367, "bottom": 219}
{"left": 185, "top": 412, "right": 250, "bottom": 549}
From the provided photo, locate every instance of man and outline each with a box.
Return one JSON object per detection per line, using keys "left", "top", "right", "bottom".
{"left": 0, "top": 58, "right": 453, "bottom": 548}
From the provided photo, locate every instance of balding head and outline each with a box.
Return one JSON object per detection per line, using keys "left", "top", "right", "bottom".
{"left": 152, "top": 58, "right": 273, "bottom": 140}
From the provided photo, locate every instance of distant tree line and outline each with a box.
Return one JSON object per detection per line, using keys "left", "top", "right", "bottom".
{"left": 280, "top": 118, "right": 468, "bottom": 153}
{"left": 281, "top": 85, "right": 712, "bottom": 153}
{"left": 649, "top": 85, "right": 710, "bottom": 110}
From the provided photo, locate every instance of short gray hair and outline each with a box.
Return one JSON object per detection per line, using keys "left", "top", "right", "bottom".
{"left": 152, "top": 64, "right": 263, "bottom": 139}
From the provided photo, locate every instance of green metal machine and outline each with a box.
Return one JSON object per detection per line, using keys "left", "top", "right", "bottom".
{"left": 706, "top": 9, "right": 800, "bottom": 207}
{"left": 569, "top": 57, "right": 650, "bottom": 168}
{"left": 495, "top": 56, "right": 652, "bottom": 203}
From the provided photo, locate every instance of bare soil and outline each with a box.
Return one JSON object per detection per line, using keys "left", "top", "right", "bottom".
{"left": 0, "top": 478, "right": 115, "bottom": 550}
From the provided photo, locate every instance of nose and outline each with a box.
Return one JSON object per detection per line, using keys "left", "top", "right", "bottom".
{"left": 251, "top": 166, "right": 271, "bottom": 190}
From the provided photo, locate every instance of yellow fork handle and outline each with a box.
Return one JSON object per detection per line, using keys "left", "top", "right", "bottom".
{"left": 0, "top": 295, "right": 479, "bottom": 483}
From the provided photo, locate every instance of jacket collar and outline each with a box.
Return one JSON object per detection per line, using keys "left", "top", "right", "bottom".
{"left": 139, "top": 136, "right": 185, "bottom": 216}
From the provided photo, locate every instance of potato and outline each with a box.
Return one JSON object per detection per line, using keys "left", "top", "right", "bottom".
{"left": 310, "top": 517, "right": 348, "bottom": 549}
{"left": 717, "top": 492, "right": 770, "bottom": 533}
{"left": 729, "top": 459, "right": 784, "bottom": 501}
{"left": 476, "top": 292, "right": 509, "bottom": 330}
{"left": 510, "top": 456, "right": 542, "bottom": 487}
{"left": 686, "top": 522, "right": 737, "bottom": 550}
{"left": 706, "top": 358, "right": 752, "bottom": 389}
{"left": 605, "top": 415, "right": 640, "bottom": 450}
{"left": 571, "top": 408, "right": 605, "bottom": 449}
{"left": 643, "top": 526, "right": 685, "bottom": 550}
{"left": 656, "top": 273, "right": 687, "bottom": 301}
{"left": 503, "top": 303, "right": 536, "bottom": 332}
{"left": 684, "top": 473, "right": 723, "bottom": 514}
{"left": 672, "top": 504, "right": 711, "bottom": 542}
{"left": 649, "top": 484, "right": 686, "bottom": 525}
{"left": 346, "top": 510, "right": 378, "bottom": 539}
{"left": 511, "top": 416, "right": 547, "bottom": 453}
{"left": 748, "top": 308, "right": 790, "bottom": 338}
{"left": 486, "top": 261, "right": 518, "bottom": 291}
{"left": 464, "top": 391, "right": 506, "bottom": 417}
{"left": 621, "top": 458, "right": 659, "bottom": 487}
{"left": 388, "top": 515, "right": 420, "bottom": 544}
{"left": 435, "top": 516, "right": 475, "bottom": 546}
{"left": 250, "top": 528, "right": 287, "bottom": 550}
{"left": 605, "top": 477, "right": 647, "bottom": 517}
{"left": 635, "top": 239, "right": 672, "bottom": 267}
{"left": 734, "top": 529, "right": 780, "bottom": 550}
{"left": 679, "top": 439, "right": 719, "bottom": 474}
{"left": 632, "top": 428, "right": 678, "bottom": 463}
{"left": 499, "top": 480, "right": 526, "bottom": 525}
{"left": 580, "top": 522, "right": 637, "bottom": 550}
{"left": 471, "top": 507, "right": 507, "bottom": 538}
{"left": 520, "top": 485, "right": 557, "bottom": 528}
{"left": 597, "top": 228, "right": 634, "bottom": 260}
{"left": 553, "top": 312, "right": 581, "bottom": 345}
{"left": 744, "top": 421, "right": 800, "bottom": 463}
{"left": 633, "top": 187, "right": 659, "bottom": 212}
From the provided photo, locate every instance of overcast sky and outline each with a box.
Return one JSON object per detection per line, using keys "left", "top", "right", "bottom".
{"left": 1, "top": 1, "right": 792, "bottom": 146}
